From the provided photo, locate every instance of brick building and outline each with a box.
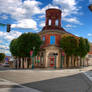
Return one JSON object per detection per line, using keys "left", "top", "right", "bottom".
{"left": 13, "top": 8, "right": 91, "bottom": 69}
{"left": 38, "top": 8, "right": 70, "bottom": 68}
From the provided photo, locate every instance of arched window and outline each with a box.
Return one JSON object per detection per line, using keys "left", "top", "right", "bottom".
{"left": 55, "top": 19, "right": 58, "bottom": 26}
{"left": 49, "top": 19, "right": 51, "bottom": 25}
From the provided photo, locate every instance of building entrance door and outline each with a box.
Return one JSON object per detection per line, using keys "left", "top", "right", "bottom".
{"left": 49, "top": 55, "right": 55, "bottom": 67}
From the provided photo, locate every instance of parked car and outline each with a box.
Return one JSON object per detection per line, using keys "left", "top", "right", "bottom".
{"left": 2, "top": 62, "right": 9, "bottom": 67}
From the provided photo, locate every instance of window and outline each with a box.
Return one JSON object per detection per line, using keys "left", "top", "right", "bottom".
{"left": 50, "top": 36, "right": 55, "bottom": 45}
{"left": 49, "top": 19, "right": 51, "bottom": 25}
{"left": 55, "top": 19, "right": 58, "bottom": 26}
{"left": 43, "top": 36, "right": 45, "bottom": 41}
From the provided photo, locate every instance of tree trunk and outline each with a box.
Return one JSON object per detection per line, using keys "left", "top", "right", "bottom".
{"left": 77, "top": 56, "right": 79, "bottom": 67}
{"left": 22, "top": 57, "right": 24, "bottom": 69}
{"left": 83, "top": 58, "right": 85, "bottom": 67}
{"left": 27, "top": 57, "right": 29, "bottom": 68}
{"left": 80, "top": 57, "right": 82, "bottom": 66}
{"left": 19, "top": 57, "right": 21, "bottom": 68}
{"left": 74, "top": 56, "right": 76, "bottom": 67}
{"left": 15, "top": 57, "right": 18, "bottom": 69}
{"left": 87, "top": 60, "right": 88, "bottom": 66}
{"left": 66, "top": 55, "right": 69, "bottom": 68}
{"left": 71, "top": 56, "right": 72, "bottom": 68}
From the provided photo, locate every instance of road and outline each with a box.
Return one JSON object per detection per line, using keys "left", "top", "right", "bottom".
{"left": 0, "top": 66, "right": 92, "bottom": 92}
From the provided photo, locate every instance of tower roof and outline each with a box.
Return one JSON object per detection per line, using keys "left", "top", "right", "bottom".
{"left": 39, "top": 8, "right": 69, "bottom": 34}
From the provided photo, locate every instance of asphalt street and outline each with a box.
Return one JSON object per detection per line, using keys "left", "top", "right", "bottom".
{"left": 0, "top": 66, "right": 92, "bottom": 92}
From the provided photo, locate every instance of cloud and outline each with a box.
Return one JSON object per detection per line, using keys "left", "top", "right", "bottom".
{"left": 39, "top": 15, "right": 45, "bottom": 19}
{"left": 41, "top": 4, "right": 59, "bottom": 14}
{"left": 65, "top": 24, "right": 72, "bottom": 28}
{"left": 11, "top": 19, "right": 37, "bottom": 30}
{"left": 0, "top": 0, "right": 82, "bottom": 30}
{"left": 1, "top": 15, "right": 8, "bottom": 20}
{"left": 0, "top": 45, "right": 9, "bottom": 50}
{"left": 0, "top": 30, "right": 22, "bottom": 41}
{"left": 0, "top": 43, "right": 10, "bottom": 55}
{"left": 52, "top": 0, "right": 82, "bottom": 24}
{"left": 0, "top": 0, "right": 41, "bottom": 20}
{"left": 63, "top": 17, "right": 81, "bottom": 24}
{"left": 0, "top": 0, "right": 41, "bottom": 30}
{"left": 39, "top": 21, "right": 45, "bottom": 27}
{"left": 53, "top": 0, "right": 79, "bottom": 17}
{"left": 0, "top": 30, "right": 22, "bottom": 55}
{"left": 38, "top": 4, "right": 59, "bottom": 20}
{"left": 75, "top": 34, "right": 79, "bottom": 36}
{"left": 89, "top": 0, "right": 92, "bottom": 3}
{"left": 88, "top": 33, "right": 92, "bottom": 36}
{"left": 0, "top": 40, "right": 3, "bottom": 43}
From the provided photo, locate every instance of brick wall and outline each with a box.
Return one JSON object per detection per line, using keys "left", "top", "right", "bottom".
{"left": 41, "top": 34, "right": 61, "bottom": 47}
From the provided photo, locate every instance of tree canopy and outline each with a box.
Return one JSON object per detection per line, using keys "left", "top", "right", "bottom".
{"left": 60, "top": 35, "right": 90, "bottom": 57}
{"left": 10, "top": 33, "right": 42, "bottom": 57}
{"left": 60, "top": 36, "right": 78, "bottom": 56}
{"left": 0, "top": 53, "right": 5, "bottom": 62}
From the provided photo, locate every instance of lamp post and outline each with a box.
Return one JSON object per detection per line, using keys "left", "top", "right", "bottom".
{"left": 61, "top": 52, "right": 64, "bottom": 68}
{"left": 53, "top": 53, "right": 58, "bottom": 69}
{"left": 30, "top": 50, "right": 33, "bottom": 69}
{"left": 30, "top": 47, "right": 35, "bottom": 69}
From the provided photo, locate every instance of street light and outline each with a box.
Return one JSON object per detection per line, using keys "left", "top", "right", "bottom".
{"left": 88, "top": 4, "right": 92, "bottom": 11}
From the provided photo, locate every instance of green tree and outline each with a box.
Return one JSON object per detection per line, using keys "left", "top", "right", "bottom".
{"left": 85, "top": 39, "right": 90, "bottom": 53}
{"left": 17, "top": 33, "right": 42, "bottom": 57}
{"left": 10, "top": 39, "right": 19, "bottom": 57}
{"left": 10, "top": 33, "right": 42, "bottom": 69}
{"left": 78, "top": 37, "right": 88, "bottom": 66}
{"left": 10, "top": 38, "right": 19, "bottom": 68}
{"left": 60, "top": 36, "right": 78, "bottom": 67}
{"left": 18, "top": 33, "right": 42, "bottom": 68}
{"left": 0, "top": 53, "right": 5, "bottom": 63}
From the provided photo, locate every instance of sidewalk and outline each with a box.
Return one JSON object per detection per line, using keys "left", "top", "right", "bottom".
{"left": 0, "top": 78, "right": 41, "bottom": 92}
{"left": 0, "top": 66, "right": 92, "bottom": 92}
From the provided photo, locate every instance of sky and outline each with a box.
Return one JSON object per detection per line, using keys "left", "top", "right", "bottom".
{"left": 0, "top": 0, "right": 92, "bottom": 56}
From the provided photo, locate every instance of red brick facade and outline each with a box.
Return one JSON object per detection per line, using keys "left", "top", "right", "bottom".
{"left": 41, "top": 34, "right": 61, "bottom": 47}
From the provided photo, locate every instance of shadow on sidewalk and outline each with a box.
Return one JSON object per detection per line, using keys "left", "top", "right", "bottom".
{"left": 17, "top": 73, "right": 91, "bottom": 92}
